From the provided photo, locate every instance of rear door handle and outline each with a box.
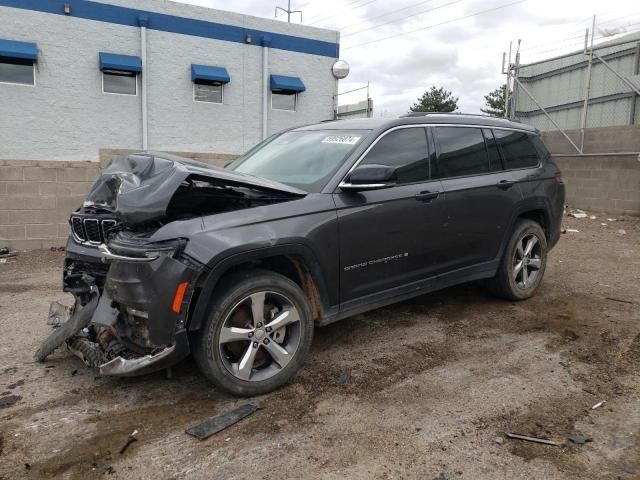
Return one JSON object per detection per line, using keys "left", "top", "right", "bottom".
{"left": 497, "top": 180, "right": 515, "bottom": 190}
{"left": 415, "top": 191, "right": 440, "bottom": 202}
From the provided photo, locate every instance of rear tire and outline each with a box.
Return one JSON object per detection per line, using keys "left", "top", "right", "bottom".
{"left": 192, "top": 269, "right": 314, "bottom": 396}
{"left": 489, "top": 219, "right": 548, "bottom": 301}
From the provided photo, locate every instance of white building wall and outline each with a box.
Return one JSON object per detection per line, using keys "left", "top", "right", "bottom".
{"left": 0, "top": 0, "right": 339, "bottom": 161}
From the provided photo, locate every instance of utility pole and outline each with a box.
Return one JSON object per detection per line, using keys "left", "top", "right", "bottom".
{"left": 275, "top": 1, "right": 302, "bottom": 23}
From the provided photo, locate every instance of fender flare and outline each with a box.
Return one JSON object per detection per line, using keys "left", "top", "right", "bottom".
{"left": 187, "top": 243, "right": 333, "bottom": 332}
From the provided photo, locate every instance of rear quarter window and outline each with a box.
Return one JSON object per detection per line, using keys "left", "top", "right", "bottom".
{"left": 493, "top": 129, "right": 540, "bottom": 170}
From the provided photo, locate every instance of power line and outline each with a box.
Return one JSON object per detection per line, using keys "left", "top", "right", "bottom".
{"left": 343, "top": 0, "right": 464, "bottom": 38}
{"left": 305, "top": 0, "right": 377, "bottom": 26}
{"left": 343, "top": 0, "right": 528, "bottom": 50}
{"left": 339, "top": 0, "right": 438, "bottom": 31}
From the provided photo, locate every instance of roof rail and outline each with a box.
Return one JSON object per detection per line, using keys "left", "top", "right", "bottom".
{"left": 399, "top": 111, "right": 523, "bottom": 124}
{"left": 400, "top": 111, "right": 493, "bottom": 118}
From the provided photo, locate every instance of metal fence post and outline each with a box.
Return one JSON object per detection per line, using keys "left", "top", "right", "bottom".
{"left": 504, "top": 42, "right": 512, "bottom": 118}
{"left": 579, "top": 16, "right": 596, "bottom": 154}
{"left": 511, "top": 40, "right": 521, "bottom": 119}
{"left": 630, "top": 42, "right": 640, "bottom": 124}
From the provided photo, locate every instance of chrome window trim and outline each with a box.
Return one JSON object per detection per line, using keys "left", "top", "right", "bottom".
{"left": 338, "top": 123, "right": 537, "bottom": 188}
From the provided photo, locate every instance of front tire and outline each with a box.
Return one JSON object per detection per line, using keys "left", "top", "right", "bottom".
{"left": 489, "top": 219, "right": 548, "bottom": 301}
{"left": 192, "top": 269, "right": 314, "bottom": 396}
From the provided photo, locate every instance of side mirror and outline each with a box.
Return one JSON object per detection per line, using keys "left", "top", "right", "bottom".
{"left": 340, "top": 164, "right": 397, "bottom": 192}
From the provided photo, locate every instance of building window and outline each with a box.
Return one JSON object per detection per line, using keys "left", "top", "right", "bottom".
{"left": 194, "top": 82, "right": 223, "bottom": 103}
{"left": 0, "top": 56, "right": 35, "bottom": 85}
{"left": 102, "top": 70, "right": 137, "bottom": 95}
{"left": 269, "top": 75, "right": 305, "bottom": 112}
{"left": 272, "top": 92, "right": 297, "bottom": 111}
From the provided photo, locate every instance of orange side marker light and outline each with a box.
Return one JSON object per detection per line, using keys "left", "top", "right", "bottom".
{"left": 172, "top": 282, "right": 189, "bottom": 314}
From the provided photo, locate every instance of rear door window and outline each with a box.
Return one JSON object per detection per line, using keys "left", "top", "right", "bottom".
{"left": 493, "top": 130, "right": 540, "bottom": 170}
{"left": 360, "top": 127, "right": 430, "bottom": 184}
{"left": 483, "top": 128, "right": 503, "bottom": 172}
{"left": 434, "top": 127, "right": 489, "bottom": 179}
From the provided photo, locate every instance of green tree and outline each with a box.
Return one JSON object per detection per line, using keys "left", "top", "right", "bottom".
{"left": 481, "top": 84, "right": 509, "bottom": 117}
{"left": 410, "top": 86, "right": 458, "bottom": 113}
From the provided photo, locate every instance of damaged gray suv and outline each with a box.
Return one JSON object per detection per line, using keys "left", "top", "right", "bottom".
{"left": 36, "top": 114, "right": 565, "bottom": 396}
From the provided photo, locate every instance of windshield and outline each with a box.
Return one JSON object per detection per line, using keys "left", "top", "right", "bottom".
{"left": 227, "top": 129, "right": 369, "bottom": 193}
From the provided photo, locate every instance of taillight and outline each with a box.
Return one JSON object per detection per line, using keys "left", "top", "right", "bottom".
{"left": 554, "top": 172, "right": 565, "bottom": 184}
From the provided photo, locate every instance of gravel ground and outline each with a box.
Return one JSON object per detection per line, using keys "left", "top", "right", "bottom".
{"left": 0, "top": 214, "right": 639, "bottom": 480}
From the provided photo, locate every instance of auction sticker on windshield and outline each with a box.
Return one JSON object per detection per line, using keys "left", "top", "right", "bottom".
{"left": 321, "top": 135, "right": 361, "bottom": 145}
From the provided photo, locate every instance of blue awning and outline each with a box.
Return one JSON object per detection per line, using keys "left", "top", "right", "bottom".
{"left": 99, "top": 52, "right": 142, "bottom": 73}
{"left": 0, "top": 39, "right": 38, "bottom": 61}
{"left": 191, "top": 64, "right": 230, "bottom": 84}
{"left": 270, "top": 75, "right": 305, "bottom": 93}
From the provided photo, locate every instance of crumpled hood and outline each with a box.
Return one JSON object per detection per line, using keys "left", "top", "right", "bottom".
{"left": 84, "top": 151, "right": 306, "bottom": 225}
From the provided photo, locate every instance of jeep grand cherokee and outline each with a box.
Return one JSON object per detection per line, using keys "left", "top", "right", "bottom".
{"left": 36, "top": 113, "right": 565, "bottom": 396}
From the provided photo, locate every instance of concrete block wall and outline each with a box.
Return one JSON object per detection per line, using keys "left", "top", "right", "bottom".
{"left": 541, "top": 126, "right": 640, "bottom": 216}
{"left": 554, "top": 155, "right": 640, "bottom": 215}
{"left": 0, "top": 160, "right": 99, "bottom": 250}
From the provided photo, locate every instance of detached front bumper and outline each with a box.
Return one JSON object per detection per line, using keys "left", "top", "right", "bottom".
{"left": 41, "top": 236, "right": 205, "bottom": 377}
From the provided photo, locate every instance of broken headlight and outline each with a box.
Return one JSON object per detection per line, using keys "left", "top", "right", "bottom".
{"left": 142, "top": 238, "right": 188, "bottom": 259}
{"left": 107, "top": 237, "right": 188, "bottom": 261}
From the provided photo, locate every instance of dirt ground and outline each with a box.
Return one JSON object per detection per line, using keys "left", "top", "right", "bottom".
{"left": 0, "top": 214, "right": 639, "bottom": 480}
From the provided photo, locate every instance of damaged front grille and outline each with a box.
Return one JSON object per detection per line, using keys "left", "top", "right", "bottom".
{"left": 70, "top": 215, "right": 119, "bottom": 245}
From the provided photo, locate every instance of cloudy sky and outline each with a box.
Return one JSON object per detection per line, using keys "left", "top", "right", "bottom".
{"left": 177, "top": 0, "right": 640, "bottom": 116}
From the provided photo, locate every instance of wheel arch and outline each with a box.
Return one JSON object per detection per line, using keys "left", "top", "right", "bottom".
{"left": 497, "top": 200, "right": 552, "bottom": 262}
{"left": 187, "top": 244, "right": 332, "bottom": 332}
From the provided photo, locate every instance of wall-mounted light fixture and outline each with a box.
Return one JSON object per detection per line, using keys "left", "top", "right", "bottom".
{"left": 63, "top": 3, "right": 71, "bottom": 15}
{"left": 244, "top": 34, "right": 253, "bottom": 44}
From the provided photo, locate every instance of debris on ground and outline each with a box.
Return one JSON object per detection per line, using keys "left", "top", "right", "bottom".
{"left": 35, "top": 294, "right": 99, "bottom": 362}
{"left": 493, "top": 436, "right": 505, "bottom": 444}
{"left": 568, "top": 435, "right": 593, "bottom": 445}
{"left": 333, "top": 370, "right": 351, "bottom": 385}
{"left": 0, "top": 248, "right": 18, "bottom": 258}
{"left": 505, "top": 433, "right": 559, "bottom": 446}
{"left": 569, "top": 209, "right": 588, "bottom": 219}
{"left": 591, "top": 401, "right": 606, "bottom": 410}
{"left": 47, "top": 301, "right": 72, "bottom": 328}
{"left": 589, "top": 215, "right": 596, "bottom": 220}
{"left": 566, "top": 229, "right": 580, "bottom": 233}
{"left": 0, "top": 394, "right": 22, "bottom": 409}
{"left": 433, "top": 474, "right": 449, "bottom": 480}
{"left": 186, "top": 402, "right": 261, "bottom": 440}
{"left": 601, "top": 223, "right": 608, "bottom": 226}
{"left": 7, "top": 379, "right": 25, "bottom": 389}
{"left": 607, "top": 218, "right": 617, "bottom": 222}
{"left": 119, "top": 429, "right": 138, "bottom": 455}
{"left": 618, "top": 229, "right": 627, "bottom": 235}
{"left": 605, "top": 297, "right": 634, "bottom": 304}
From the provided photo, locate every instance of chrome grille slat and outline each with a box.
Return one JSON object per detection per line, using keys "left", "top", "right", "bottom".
{"left": 71, "top": 216, "right": 86, "bottom": 242}
{"left": 83, "top": 218, "right": 102, "bottom": 244}
{"left": 70, "top": 215, "right": 119, "bottom": 247}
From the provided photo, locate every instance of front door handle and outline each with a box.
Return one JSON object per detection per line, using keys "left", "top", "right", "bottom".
{"left": 415, "top": 191, "right": 440, "bottom": 202}
{"left": 497, "top": 180, "right": 515, "bottom": 190}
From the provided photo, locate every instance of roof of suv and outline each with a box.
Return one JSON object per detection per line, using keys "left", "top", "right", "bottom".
{"left": 295, "top": 113, "right": 537, "bottom": 133}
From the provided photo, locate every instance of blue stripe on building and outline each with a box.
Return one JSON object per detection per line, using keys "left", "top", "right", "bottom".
{"left": 0, "top": 0, "right": 339, "bottom": 58}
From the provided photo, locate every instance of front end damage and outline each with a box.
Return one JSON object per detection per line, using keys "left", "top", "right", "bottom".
{"left": 35, "top": 151, "right": 305, "bottom": 376}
